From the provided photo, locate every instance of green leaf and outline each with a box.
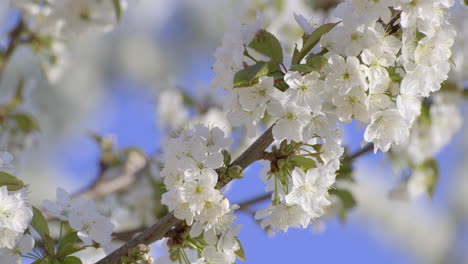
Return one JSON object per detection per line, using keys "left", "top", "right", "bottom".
{"left": 462, "top": 89, "right": 468, "bottom": 100}
{"left": 57, "top": 231, "right": 81, "bottom": 257}
{"left": 59, "top": 244, "right": 85, "bottom": 258}
{"left": 415, "top": 31, "right": 426, "bottom": 41}
{"left": 387, "top": 67, "right": 403, "bottom": 83}
{"left": 290, "top": 64, "right": 314, "bottom": 73}
{"left": 291, "top": 156, "right": 316, "bottom": 171}
{"left": 31, "top": 207, "right": 50, "bottom": 236}
{"left": 234, "top": 237, "right": 246, "bottom": 261}
{"left": 291, "top": 45, "right": 300, "bottom": 65}
{"left": 112, "top": 0, "right": 122, "bottom": 21}
{"left": 298, "top": 22, "right": 340, "bottom": 63}
{"left": 330, "top": 189, "right": 357, "bottom": 222}
{"left": 268, "top": 70, "right": 288, "bottom": 91}
{"left": 248, "top": 29, "right": 283, "bottom": 63}
{"left": 290, "top": 55, "right": 327, "bottom": 73}
{"left": 419, "top": 159, "right": 439, "bottom": 198}
{"left": 273, "top": 0, "right": 284, "bottom": 11}
{"left": 336, "top": 159, "right": 354, "bottom": 182}
{"left": 31, "top": 206, "right": 55, "bottom": 256}
{"left": 0, "top": 171, "right": 25, "bottom": 191}
{"left": 32, "top": 259, "right": 50, "bottom": 264}
{"left": 233, "top": 62, "right": 276, "bottom": 88}
{"left": 306, "top": 54, "right": 328, "bottom": 72}
{"left": 6, "top": 78, "right": 25, "bottom": 111}
{"left": 63, "top": 256, "right": 83, "bottom": 264}
{"left": 11, "top": 113, "right": 40, "bottom": 133}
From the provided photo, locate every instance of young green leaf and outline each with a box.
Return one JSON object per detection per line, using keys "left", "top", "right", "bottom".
{"left": 329, "top": 188, "right": 357, "bottom": 222}
{"left": 387, "top": 67, "right": 403, "bottom": 83}
{"left": 306, "top": 54, "right": 328, "bottom": 71}
{"left": 112, "top": 0, "right": 122, "bottom": 21}
{"left": 31, "top": 206, "right": 55, "bottom": 256}
{"left": 234, "top": 237, "right": 246, "bottom": 261}
{"left": 58, "top": 244, "right": 86, "bottom": 258}
{"left": 57, "top": 231, "right": 81, "bottom": 257}
{"left": 63, "top": 256, "right": 83, "bottom": 264}
{"left": 336, "top": 159, "right": 354, "bottom": 182}
{"left": 0, "top": 171, "right": 26, "bottom": 191}
{"left": 298, "top": 22, "right": 340, "bottom": 63}
{"left": 31, "top": 259, "right": 51, "bottom": 264}
{"left": 248, "top": 29, "right": 283, "bottom": 63}
{"left": 419, "top": 159, "right": 439, "bottom": 198}
{"left": 290, "top": 64, "right": 314, "bottom": 73}
{"left": 290, "top": 55, "right": 328, "bottom": 73}
{"left": 291, "top": 45, "right": 300, "bottom": 65}
{"left": 233, "top": 62, "right": 276, "bottom": 88}
{"left": 291, "top": 156, "right": 317, "bottom": 171}
{"left": 463, "top": 89, "right": 468, "bottom": 100}
{"left": 11, "top": 113, "right": 40, "bottom": 133}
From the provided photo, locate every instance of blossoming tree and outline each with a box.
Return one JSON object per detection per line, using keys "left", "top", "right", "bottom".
{"left": 1, "top": 0, "right": 468, "bottom": 263}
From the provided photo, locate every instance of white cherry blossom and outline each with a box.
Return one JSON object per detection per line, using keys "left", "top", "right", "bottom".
{"left": 267, "top": 100, "right": 309, "bottom": 142}
{"left": 364, "top": 109, "right": 410, "bottom": 153}
{"left": 325, "top": 54, "right": 367, "bottom": 95}
{"left": 284, "top": 167, "right": 332, "bottom": 217}
{"left": 283, "top": 71, "right": 323, "bottom": 113}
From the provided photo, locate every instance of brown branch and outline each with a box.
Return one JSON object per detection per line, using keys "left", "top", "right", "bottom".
{"left": 110, "top": 193, "right": 275, "bottom": 243}
{"left": 96, "top": 214, "right": 181, "bottom": 264}
{"left": 347, "top": 144, "right": 374, "bottom": 160}
{"left": 230, "top": 125, "right": 274, "bottom": 169}
{"left": 95, "top": 124, "right": 275, "bottom": 264}
{"left": 77, "top": 164, "right": 147, "bottom": 200}
{"left": 0, "top": 20, "right": 25, "bottom": 75}
{"left": 112, "top": 227, "right": 146, "bottom": 242}
{"left": 238, "top": 193, "right": 272, "bottom": 211}
{"left": 72, "top": 161, "right": 108, "bottom": 199}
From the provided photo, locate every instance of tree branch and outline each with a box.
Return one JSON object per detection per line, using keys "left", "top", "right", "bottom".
{"left": 96, "top": 124, "right": 275, "bottom": 263}
{"left": 238, "top": 193, "right": 272, "bottom": 211}
{"left": 97, "top": 214, "right": 181, "bottom": 264}
{"left": 0, "top": 19, "right": 25, "bottom": 75}
{"left": 347, "top": 144, "right": 374, "bottom": 160}
{"left": 230, "top": 125, "right": 274, "bottom": 169}
{"left": 77, "top": 164, "right": 147, "bottom": 200}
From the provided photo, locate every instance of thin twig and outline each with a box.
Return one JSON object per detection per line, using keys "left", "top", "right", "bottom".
{"left": 347, "top": 144, "right": 374, "bottom": 160}
{"left": 77, "top": 164, "right": 147, "bottom": 200}
{"left": 238, "top": 193, "right": 272, "bottom": 211}
{"left": 0, "top": 20, "right": 25, "bottom": 75}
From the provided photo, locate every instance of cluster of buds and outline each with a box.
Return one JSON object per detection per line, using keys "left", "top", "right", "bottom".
{"left": 121, "top": 244, "right": 154, "bottom": 264}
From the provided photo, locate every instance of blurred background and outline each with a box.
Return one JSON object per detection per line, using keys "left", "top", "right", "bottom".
{"left": 1, "top": 0, "right": 467, "bottom": 263}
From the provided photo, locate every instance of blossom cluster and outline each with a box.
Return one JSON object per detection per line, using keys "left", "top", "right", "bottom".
{"left": 159, "top": 124, "right": 242, "bottom": 263}
{"left": 11, "top": 0, "right": 126, "bottom": 36}
{"left": 44, "top": 188, "right": 115, "bottom": 253}
{"left": 397, "top": 93, "right": 462, "bottom": 166}
{"left": 9, "top": 0, "right": 126, "bottom": 82}
{"left": 0, "top": 186, "right": 34, "bottom": 262}
{"left": 257, "top": 165, "right": 337, "bottom": 232}
{"left": 210, "top": 0, "right": 457, "bottom": 232}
